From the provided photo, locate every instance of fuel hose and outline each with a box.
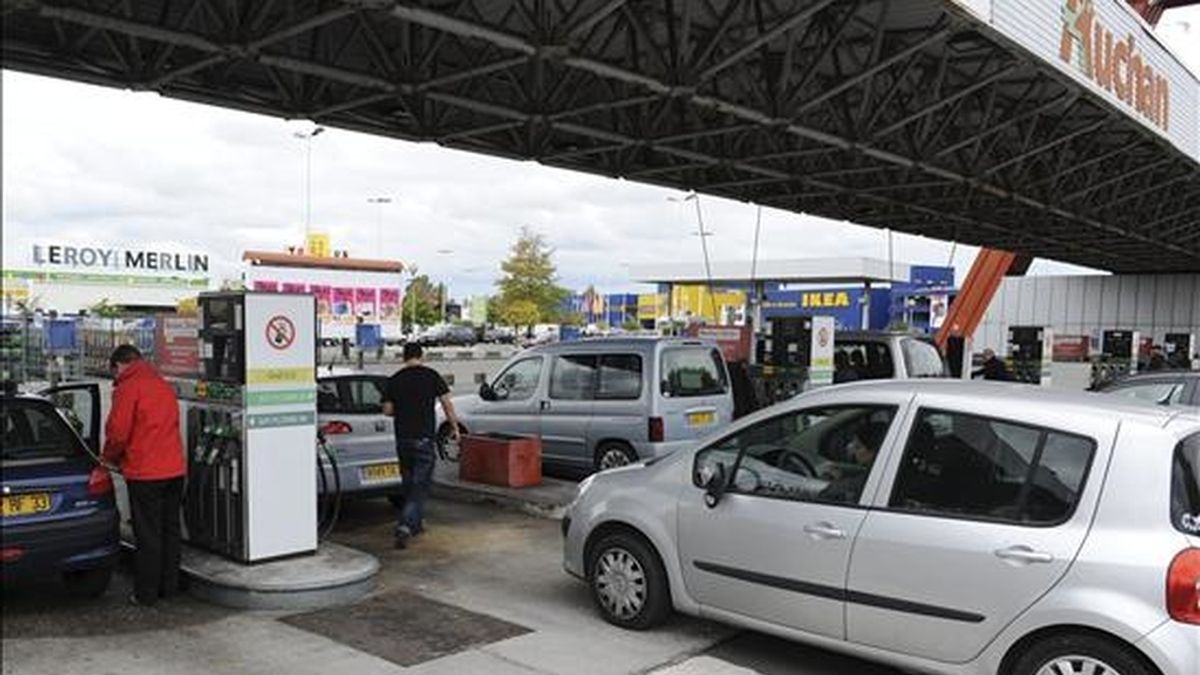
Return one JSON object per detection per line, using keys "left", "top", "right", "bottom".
{"left": 317, "top": 435, "right": 343, "bottom": 541}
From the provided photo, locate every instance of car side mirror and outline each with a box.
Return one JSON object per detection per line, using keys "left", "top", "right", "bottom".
{"left": 703, "top": 462, "right": 728, "bottom": 509}
{"left": 479, "top": 383, "right": 497, "bottom": 401}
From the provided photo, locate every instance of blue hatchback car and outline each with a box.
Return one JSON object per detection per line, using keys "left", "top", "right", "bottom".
{"left": 1, "top": 382, "right": 120, "bottom": 597}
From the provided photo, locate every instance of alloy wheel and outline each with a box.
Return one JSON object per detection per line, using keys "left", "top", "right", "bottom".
{"left": 1036, "top": 655, "right": 1123, "bottom": 675}
{"left": 594, "top": 547, "right": 647, "bottom": 620}
{"left": 599, "top": 447, "right": 633, "bottom": 470}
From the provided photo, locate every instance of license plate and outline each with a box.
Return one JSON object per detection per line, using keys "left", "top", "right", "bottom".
{"left": 360, "top": 463, "right": 401, "bottom": 483}
{"left": 687, "top": 411, "right": 716, "bottom": 427}
{"left": 1, "top": 492, "right": 52, "bottom": 517}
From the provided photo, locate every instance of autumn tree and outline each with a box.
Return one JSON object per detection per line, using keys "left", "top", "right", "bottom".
{"left": 494, "top": 227, "right": 568, "bottom": 332}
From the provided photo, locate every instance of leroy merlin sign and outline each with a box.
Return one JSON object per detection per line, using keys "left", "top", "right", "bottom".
{"left": 31, "top": 243, "right": 209, "bottom": 275}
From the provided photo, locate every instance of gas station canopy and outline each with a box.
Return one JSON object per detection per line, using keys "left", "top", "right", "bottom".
{"left": 3, "top": 0, "right": 1198, "bottom": 272}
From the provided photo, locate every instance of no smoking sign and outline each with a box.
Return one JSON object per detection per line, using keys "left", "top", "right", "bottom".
{"left": 266, "top": 315, "right": 296, "bottom": 350}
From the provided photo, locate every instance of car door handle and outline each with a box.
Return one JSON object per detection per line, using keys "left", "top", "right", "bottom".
{"left": 803, "top": 522, "right": 847, "bottom": 540}
{"left": 994, "top": 545, "right": 1054, "bottom": 565}
{"left": 540, "top": 401, "right": 551, "bottom": 411}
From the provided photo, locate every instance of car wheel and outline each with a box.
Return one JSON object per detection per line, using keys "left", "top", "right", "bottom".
{"left": 1011, "top": 632, "right": 1155, "bottom": 675}
{"left": 437, "top": 423, "right": 465, "bottom": 462}
{"left": 63, "top": 566, "right": 113, "bottom": 598}
{"left": 587, "top": 531, "right": 671, "bottom": 630}
{"left": 595, "top": 442, "right": 638, "bottom": 472}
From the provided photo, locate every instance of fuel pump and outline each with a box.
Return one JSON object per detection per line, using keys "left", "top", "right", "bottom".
{"left": 746, "top": 315, "right": 835, "bottom": 408}
{"left": 1164, "top": 333, "right": 1196, "bottom": 369}
{"left": 176, "top": 292, "right": 317, "bottom": 563}
{"left": 1007, "top": 326, "right": 1053, "bottom": 385}
{"left": 1092, "top": 329, "right": 1140, "bottom": 389}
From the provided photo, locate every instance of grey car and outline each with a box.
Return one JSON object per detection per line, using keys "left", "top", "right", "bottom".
{"left": 316, "top": 372, "right": 402, "bottom": 502}
{"left": 444, "top": 337, "right": 735, "bottom": 472}
{"left": 564, "top": 380, "right": 1200, "bottom": 675}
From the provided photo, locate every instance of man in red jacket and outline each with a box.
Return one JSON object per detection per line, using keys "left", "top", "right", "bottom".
{"left": 103, "top": 345, "right": 186, "bottom": 606}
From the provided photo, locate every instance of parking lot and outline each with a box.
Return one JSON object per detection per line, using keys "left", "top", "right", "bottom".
{"left": 1, "top": 496, "right": 898, "bottom": 675}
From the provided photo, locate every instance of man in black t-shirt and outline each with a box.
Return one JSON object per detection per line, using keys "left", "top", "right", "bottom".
{"left": 382, "top": 343, "right": 461, "bottom": 548}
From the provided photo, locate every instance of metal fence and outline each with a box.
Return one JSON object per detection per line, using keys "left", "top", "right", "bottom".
{"left": 0, "top": 314, "right": 156, "bottom": 385}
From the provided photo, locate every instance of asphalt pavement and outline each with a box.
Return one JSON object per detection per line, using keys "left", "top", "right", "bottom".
{"left": 1, "top": 496, "right": 904, "bottom": 675}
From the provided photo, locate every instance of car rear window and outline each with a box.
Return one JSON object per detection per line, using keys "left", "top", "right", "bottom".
{"left": 661, "top": 347, "right": 727, "bottom": 397}
{"left": 1, "top": 401, "right": 81, "bottom": 462}
{"left": 835, "top": 340, "right": 895, "bottom": 379}
{"left": 1172, "top": 432, "right": 1200, "bottom": 536}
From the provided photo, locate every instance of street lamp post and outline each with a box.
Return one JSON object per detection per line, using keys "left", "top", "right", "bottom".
{"left": 668, "top": 193, "right": 718, "bottom": 322}
{"left": 367, "top": 196, "right": 392, "bottom": 253}
{"left": 294, "top": 126, "right": 325, "bottom": 238}
{"left": 405, "top": 264, "right": 420, "bottom": 337}
{"left": 437, "top": 249, "right": 453, "bottom": 324}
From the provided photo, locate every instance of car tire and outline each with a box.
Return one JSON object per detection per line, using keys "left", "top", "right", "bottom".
{"left": 63, "top": 566, "right": 113, "bottom": 598}
{"left": 594, "top": 442, "right": 638, "bottom": 472}
{"left": 437, "top": 423, "right": 466, "bottom": 462}
{"left": 587, "top": 531, "right": 671, "bottom": 630}
{"left": 1010, "top": 632, "right": 1155, "bottom": 675}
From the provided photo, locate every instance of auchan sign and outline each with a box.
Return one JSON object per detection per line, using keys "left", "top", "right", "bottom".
{"left": 988, "top": 0, "right": 1198, "bottom": 161}
{"left": 1059, "top": 0, "right": 1170, "bottom": 131}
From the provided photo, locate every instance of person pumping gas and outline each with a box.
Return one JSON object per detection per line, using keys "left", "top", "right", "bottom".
{"left": 103, "top": 345, "right": 186, "bottom": 607}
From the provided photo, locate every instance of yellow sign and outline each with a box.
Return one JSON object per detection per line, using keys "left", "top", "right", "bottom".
{"left": 306, "top": 232, "right": 331, "bottom": 258}
{"left": 246, "top": 366, "right": 315, "bottom": 385}
{"left": 801, "top": 291, "right": 851, "bottom": 309}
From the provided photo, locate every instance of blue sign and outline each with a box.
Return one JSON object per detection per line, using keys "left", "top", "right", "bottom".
{"left": 45, "top": 319, "right": 78, "bottom": 352}
{"left": 762, "top": 287, "right": 890, "bottom": 331}
{"left": 355, "top": 323, "right": 382, "bottom": 349}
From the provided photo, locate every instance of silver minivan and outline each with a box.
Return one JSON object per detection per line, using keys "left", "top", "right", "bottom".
{"left": 445, "top": 337, "right": 734, "bottom": 471}
{"left": 564, "top": 380, "right": 1200, "bottom": 675}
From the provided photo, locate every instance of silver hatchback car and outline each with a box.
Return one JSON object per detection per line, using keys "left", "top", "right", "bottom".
{"left": 316, "top": 372, "right": 402, "bottom": 502}
{"left": 563, "top": 380, "right": 1200, "bottom": 675}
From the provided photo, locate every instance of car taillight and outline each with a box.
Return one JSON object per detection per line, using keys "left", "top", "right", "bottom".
{"left": 87, "top": 466, "right": 114, "bottom": 498}
{"left": 320, "top": 420, "right": 353, "bottom": 435}
{"left": 1167, "top": 548, "right": 1200, "bottom": 624}
{"left": 0, "top": 547, "right": 25, "bottom": 562}
{"left": 649, "top": 417, "right": 664, "bottom": 443}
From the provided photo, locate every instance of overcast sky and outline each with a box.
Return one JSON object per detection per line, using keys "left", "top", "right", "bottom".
{"left": 3, "top": 8, "right": 1198, "bottom": 300}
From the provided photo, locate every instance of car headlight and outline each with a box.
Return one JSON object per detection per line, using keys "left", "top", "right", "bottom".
{"left": 575, "top": 474, "right": 597, "bottom": 498}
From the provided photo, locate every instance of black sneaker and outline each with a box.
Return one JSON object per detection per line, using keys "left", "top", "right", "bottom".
{"left": 128, "top": 594, "right": 155, "bottom": 608}
{"left": 393, "top": 526, "right": 412, "bottom": 549}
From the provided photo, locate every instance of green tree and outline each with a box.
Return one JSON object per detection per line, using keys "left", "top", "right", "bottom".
{"left": 486, "top": 295, "right": 503, "bottom": 327}
{"left": 88, "top": 298, "right": 122, "bottom": 318}
{"left": 403, "top": 274, "right": 444, "bottom": 331}
{"left": 494, "top": 227, "right": 569, "bottom": 332}
{"left": 500, "top": 299, "right": 541, "bottom": 331}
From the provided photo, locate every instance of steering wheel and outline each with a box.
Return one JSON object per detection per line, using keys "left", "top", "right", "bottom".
{"left": 777, "top": 449, "right": 818, "bottom": 477}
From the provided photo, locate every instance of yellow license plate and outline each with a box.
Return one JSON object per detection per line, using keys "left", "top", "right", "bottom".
{"left": 687, "top": 411, "right": 716, "bottom": 426}
{"left": 1, "top": 492, "right": 52, "bottom": 517}
{"left": 360, "top": 463, "right": 401, "bottom": 483}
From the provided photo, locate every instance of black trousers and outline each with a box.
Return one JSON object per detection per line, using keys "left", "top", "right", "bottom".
{"left": 127, "top": 477, "right": 184, "bottom": 604}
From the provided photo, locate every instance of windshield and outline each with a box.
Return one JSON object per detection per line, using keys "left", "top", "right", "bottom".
{"left": 660, "top": 347, "right": 727, "bottom": 397}
{"left": 1172, "top": 432, "right": 1200, "bottom": 536}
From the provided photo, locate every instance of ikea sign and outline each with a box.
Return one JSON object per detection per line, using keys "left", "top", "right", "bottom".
{"left": 801, "top": 291, "right": 852, "bottom": 309}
